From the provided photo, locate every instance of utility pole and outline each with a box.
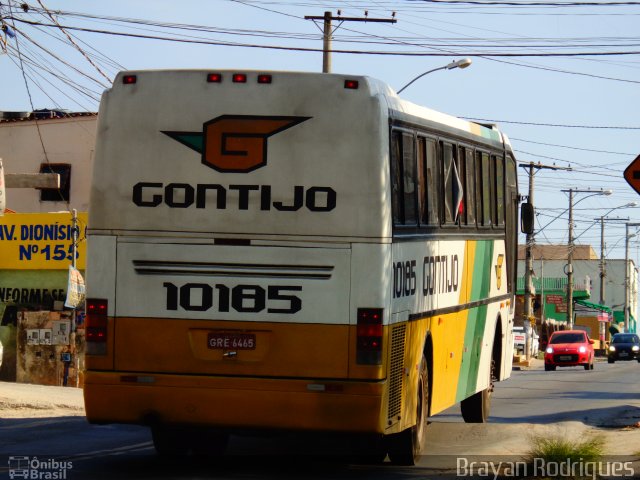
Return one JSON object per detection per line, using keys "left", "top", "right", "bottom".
{"left": 519, "top": 162, "right": 569, "bottom": 359}
{"left": 567, "top": 189, "right": 575, "bottom": 329}
{"left": 304, "top": 11, "right": 397, "bottom": 73}
{"left": 562, "top": 188, "right": 612, "bottom": 329}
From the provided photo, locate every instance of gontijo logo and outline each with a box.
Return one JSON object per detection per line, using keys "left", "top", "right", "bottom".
{"left": 162, "top": 115, "right": 310, "bottom": 173}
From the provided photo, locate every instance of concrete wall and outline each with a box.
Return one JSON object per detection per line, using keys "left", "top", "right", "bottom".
{"left": 16, "top": 310, "right": 84, "bottom": 387}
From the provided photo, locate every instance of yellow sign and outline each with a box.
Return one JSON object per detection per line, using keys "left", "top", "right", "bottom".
{"left": 0, "top": 212, "right": 87, "bottom": 270}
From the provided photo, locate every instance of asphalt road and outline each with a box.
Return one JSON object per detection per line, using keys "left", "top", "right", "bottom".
{"left": 1, "top": 359, "right": 639, "bottom": 479}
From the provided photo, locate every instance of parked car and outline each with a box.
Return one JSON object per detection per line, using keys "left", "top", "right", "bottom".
{"left": 607, "top": 333, "right": 640, "bottom": 363}
{"left": 544, "top": 330, "right": 595, "bottom": 371}
{"left": 513, "top": 326, "right": 539, "bottom": 357}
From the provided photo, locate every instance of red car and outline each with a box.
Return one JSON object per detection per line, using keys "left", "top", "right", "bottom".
{"left": 544, "top": 330, "right": 595, "bottom": 371}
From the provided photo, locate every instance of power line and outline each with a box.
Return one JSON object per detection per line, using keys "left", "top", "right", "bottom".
{"left": 511, "top": 137, "right": 635, "bottom": 156}
{"left": 465, "top": 117, "right": 640, "bottom": 129}
{"left": 7, "top": 17, "right": 640, "bottom": 58}
{"left": 415, "top": 0, "right": 640, "bottom": 6}
{"left": 35, "top": 0, "right": 112, "bottom": 84}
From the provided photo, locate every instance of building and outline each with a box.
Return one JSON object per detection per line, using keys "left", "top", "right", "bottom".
{"left": 517, "top": 244, "right": 638, "bottom": 351}
{"left": 0, "top": 110, "right": 96, "bottom": 212}
{"left": 0, "top": 110, "right": 96, "bottom": 385}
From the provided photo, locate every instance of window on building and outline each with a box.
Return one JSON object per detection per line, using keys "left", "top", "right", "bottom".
{"left": 39, "top": 163, "right": 71, "bottom": 202}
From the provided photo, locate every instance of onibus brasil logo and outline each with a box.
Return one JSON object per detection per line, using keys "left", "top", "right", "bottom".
{"left": 8, "top": 456, "right": 72, "bottom": 479}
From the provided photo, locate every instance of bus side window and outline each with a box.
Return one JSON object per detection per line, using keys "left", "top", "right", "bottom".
{"left": 476, "top": 151, "right": 492, "bottom": 227}
{"left": 418, "top": 137, "right": 439, "bottom": 226}
{"left": 402, "top": 133, "right": 417, "bottom": 225}
{"left": 417, "top": 137, "right": 426, "bottom": 224}
{"left": 427, "top": 138, "right": 439, "bottom": 226}
{"left": 490, "top": 155, "right": 498, "bottom": 226}
{"left": 391, "top": 131, "right": 403, "bottom": 225}
{"left": 464, "top": 148, "right": 476, "bottom": 226}
{"left": 390, "top": 130, "right": 417, "bottom": 226}
{"left": 495, "top": 155, "right": 505, "bottom": 226}
{"left": 475, "top": 151, "right": 483, "bottom": 226}
{"left": 441, "top": 142, "right": 457, "bottom": 225}
{"left": 483, "top": 153, "right": 492, "bottom": 226}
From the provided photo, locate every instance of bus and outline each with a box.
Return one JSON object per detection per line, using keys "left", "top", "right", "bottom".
{"left": 84, "top": 69, "right": 520, "bottom": 465}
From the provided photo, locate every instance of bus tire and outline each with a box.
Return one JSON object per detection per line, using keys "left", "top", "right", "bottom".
{"left": 151, "top": 425, "right": 190, "bottom": 457}
{"left": 386, "top": 356, "right": 428, "bottom": 466}
{"left": 460, "top": 360, "right": 494, "bottom": 423}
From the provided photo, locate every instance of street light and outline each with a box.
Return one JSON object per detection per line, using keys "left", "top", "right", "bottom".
{"left": 397, "top": 58, "right": 472, "bottom": 94}
{"left": 562, "top": 188, "right": 612, "bottom": 328}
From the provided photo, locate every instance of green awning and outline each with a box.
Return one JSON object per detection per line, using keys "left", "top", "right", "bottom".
{"left": 574, "top": 299, "right": 612, "bottom": 313}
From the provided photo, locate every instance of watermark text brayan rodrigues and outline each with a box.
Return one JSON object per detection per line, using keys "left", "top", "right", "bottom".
{"left": 457, "top": 457, "right": 635, "bottom": 479}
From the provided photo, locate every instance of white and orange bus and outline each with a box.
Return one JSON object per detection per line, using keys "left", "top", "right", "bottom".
{"left": 84, "top": 70, "right": 520, "bottom": 465}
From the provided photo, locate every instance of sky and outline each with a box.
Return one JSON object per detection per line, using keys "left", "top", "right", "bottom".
{"left": 1, "top": 0, "right": 640, "bottom": 264}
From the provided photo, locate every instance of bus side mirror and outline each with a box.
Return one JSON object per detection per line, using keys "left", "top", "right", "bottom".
{"left": 521, "top": 202, "right": 534, "bottom": 234}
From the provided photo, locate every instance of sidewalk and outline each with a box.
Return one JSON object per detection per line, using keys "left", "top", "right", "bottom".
{"left": 0, "top": 381, "right": 84, "bottom": 418}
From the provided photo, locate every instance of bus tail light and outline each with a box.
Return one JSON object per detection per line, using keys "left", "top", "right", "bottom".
{"left": 257, "top": 74, "right": 272, "bottom": 84}
{"left": 122, "top": 75, "right": 137, "bottom": 85}
{"left": 232, "top": 73, "right": 247, "bottom": 83}
{"left": 86, "top": 298, "right": 108, "bottom": 355}
{"left": 356, "top": 308, "right": 383, "bottom": 365}
{"left": 344, "top": 79, "right": 359, "bottom": 89}
{"left": 207, "top": 73, "right": 223, "bottom": 83}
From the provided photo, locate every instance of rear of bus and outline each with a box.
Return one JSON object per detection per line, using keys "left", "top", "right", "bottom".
{"left": 84, "top": 71, "right": 395, "bottom": 442}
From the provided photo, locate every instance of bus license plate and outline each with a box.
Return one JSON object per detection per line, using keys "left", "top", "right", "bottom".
{"left": 208, "top": 333, "right": 256, "bottom": 350}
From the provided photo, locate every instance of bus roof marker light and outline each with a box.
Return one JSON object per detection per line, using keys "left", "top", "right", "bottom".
{"left": 207, "top": 73, "right": 223, "bottom": 83}
{"left": 257, "top": 74, "right": 272, "bottom": 84}
{"left": 122, "top": 75, "right": 137, "bottom": 85}
{"left": 232, "top": 73, "right": 247, "bottom": 83}
{"left": 344, "top": 79, "right": 359, "bottom": 89}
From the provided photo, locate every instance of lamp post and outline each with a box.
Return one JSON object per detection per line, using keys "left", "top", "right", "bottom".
{"left": 562, "top": 188, "right": 612, "bottom": 329}
{"left": 397, "top": 58, "right": 472, "bottom": 94}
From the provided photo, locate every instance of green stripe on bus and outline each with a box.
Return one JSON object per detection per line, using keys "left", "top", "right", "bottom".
{"left": 457, "top": 240, "right": 494, "bottom": 402}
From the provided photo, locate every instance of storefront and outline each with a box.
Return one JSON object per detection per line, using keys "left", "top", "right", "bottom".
{"left": 0, "top": 212, "right": 86, "bottom": 385}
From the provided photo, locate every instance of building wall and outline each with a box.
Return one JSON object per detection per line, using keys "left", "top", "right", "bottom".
{"left": 517, "top": 257, "right": 638, "bottom": 331}
{"left": 0, "top": 115, "right": 96, "bottom": 212}
{"left": 0, "top": 113, "right": 94, "bottom": 385}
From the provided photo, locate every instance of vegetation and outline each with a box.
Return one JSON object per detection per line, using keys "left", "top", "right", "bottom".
{"left": 528, "top": 434, "right": 604, "bottom": 462}
{"left": 526, "top": 434, "right": 605, "bottom": 479}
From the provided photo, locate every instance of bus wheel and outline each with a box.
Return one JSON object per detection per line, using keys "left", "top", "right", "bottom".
{"left": 461, "top": 360, "right": 494, "bottom": 423}
{"left": 386, "top": 356, "right": 428, "bottom": 466}
{"left": 151, "top": 425, "right": 190, "bottom": 457}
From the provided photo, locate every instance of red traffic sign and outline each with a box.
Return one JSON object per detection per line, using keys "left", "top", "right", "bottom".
{"left": 623, "top": 154, "right": 640, "bottom": 195}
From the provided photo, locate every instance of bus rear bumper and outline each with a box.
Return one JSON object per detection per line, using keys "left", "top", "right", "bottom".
{"left": 84, "top": 371, "right": 386, "bottom": 433}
